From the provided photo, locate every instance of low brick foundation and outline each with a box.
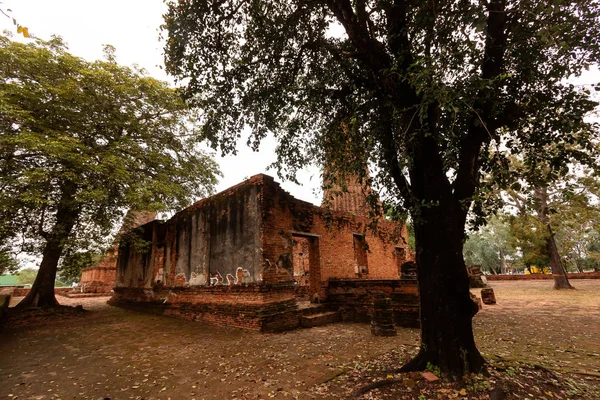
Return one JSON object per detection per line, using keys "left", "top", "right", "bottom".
{"left": 326, "top": 279, "right": 420, "bottom": 328}
{"left": 8, "top": 287, "right": 72, "bottom": 297}
{"left": 109, "top": 284, "right": 302, "bottom": 332}
{"left": 485, "top": 272, "right": 600, "bottom": 281}
{"left": 59, "top": 292, "right": 113, "bottom": 298}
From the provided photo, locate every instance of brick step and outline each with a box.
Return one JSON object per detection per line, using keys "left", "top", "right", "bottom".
{"left": 298, "top": 302, "right": 331, "bottom": 316}
{"left": 300, "top": 311, "right": 341, "bottom": 328}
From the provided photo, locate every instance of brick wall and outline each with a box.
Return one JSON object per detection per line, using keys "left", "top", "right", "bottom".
{"left": 116, "top": 176, "right": 264, "bottom": 290}
{"left": 326, "top": 279, "right": 420, "bottom": 328}
{"left": 109, "top": 283, "right": 300, "bottom": 332}
{"left": 78, "top": 210, "right": 156, "bottom": 292}
{"left": 79, "top": 265, "right": 116, "bottom": 293}
{"left": 10, "top": 287, "right": 72, "bottom": 297}
{"left": 111, "top": 174, "right": 414, "bottom": 331}
{"left": 259, "top": 175, "right": 411, "bottom": 300}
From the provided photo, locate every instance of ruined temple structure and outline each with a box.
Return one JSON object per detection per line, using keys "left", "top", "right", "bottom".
{"left": 76, "top": 211, "right": 156, "bottom": 294}
{"left": 321, "top": 170, "right": 375, "bottom": 217}
{"left": 110, "top": 174, "right": 418, "bottom": 331}
{"left": 467, "top": 265, "right": 488, "bottom": 288}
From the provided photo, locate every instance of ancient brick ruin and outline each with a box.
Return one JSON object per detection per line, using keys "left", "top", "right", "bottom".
{"left": 109, "top": 174, "right": 418, "bottom": 331}
{"left": 76, "top": 211, "right": 156, "bottom": 295}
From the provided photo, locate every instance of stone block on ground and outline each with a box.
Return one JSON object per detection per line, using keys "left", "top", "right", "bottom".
{"left": 300, "top": 311, "right": 341, "bottom": 328}
{"left": 467, "top": 265, "right": 488, "bottom": 288}
{"left": 481, "top": 287, "right": 497, "bottom": 305}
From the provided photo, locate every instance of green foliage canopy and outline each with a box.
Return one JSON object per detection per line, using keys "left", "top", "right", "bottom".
{"left": 162, "top": 0, "right": 600, "bottom": 217}
{"left": 0, "top": 35, "right": 220, "bottom": 269}
{"left": 16, "top": 268, "right": 37, "bottom": 285}
{"left": 464, "top": 215, "right": 514, "bottom": 274}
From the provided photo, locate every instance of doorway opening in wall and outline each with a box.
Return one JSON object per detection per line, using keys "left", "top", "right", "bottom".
{"left": 291, "top": 232, "right": 321, "bottom": 303}
{"left": 353, "top": 234, "right": 369, "bottom": 275}
{"left": 292, "top": 236, "right": 310, "bottom": 286}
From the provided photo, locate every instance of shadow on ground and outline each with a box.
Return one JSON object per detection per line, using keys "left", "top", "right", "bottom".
{"left": 0, "top": 280, "right": 599, "bottom": 399}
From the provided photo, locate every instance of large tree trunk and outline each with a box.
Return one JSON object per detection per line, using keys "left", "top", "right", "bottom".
{"left": 18, "top": 181, "right": 79, "bottom": 308}
{"left": 400, "top": 204, "right": 484, "bottom": 378}
{"left": 399, "top": 131, "right": 484, "bottom": 378}
{"left": 546, "top": 225, "right": 573, "bottom": 289}
{"left": 534, "top": 186, "right": 573, "bottom": 290}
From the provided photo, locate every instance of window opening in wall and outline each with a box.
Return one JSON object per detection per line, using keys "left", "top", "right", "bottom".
{"left": 353, "top": 234, "right": 369, "bottom": 274}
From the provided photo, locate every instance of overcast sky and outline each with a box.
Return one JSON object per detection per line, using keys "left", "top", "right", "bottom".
{"left": 2, "top": 0, "right": 599, "bottom": 205}
{"left": 0, "top": 0, "right": 322, "bottom": 204}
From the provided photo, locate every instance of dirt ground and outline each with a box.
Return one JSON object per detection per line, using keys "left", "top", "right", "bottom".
{"left": 0, "top": 280, "right": 599, "bottom": 400}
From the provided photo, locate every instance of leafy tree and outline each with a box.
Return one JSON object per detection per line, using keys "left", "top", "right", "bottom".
{"left": 58, "top": 250, "right": 100, "bottom": 284}
{"left": 585, "top": 236, "right": 600, "bottom": 271}
{"left": 505, "top": 171, "right": 600, "bottom": 286}
{"left": 507, "top": 213, "right": 549, "bottom": 273}
{"left": 16, "top": 268, "right": 38, "bottom": 285}
{"left": 0, "top": 245, "right": 18, "bottom": 275}
{"left": 463, "top": 233, "right": 500, "bottom": 273}
{"left": 0, "top": 35, "right": 220, "bottom": 308}
{"left": 552, "top": 175, "right": 600, "bottom": 273}
{"left": 162, "top": 0, "right": 600, "bottom": 376}
{"left": 512, "top": 182, "right": 573, "bottom": 289}
{"left": 464, "top": 215, "right": 514, "bottom": 274}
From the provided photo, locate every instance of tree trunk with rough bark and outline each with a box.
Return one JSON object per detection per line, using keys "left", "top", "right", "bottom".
{"left": 534, "top": 186, "right": 573, "bottom": 290}
{"left": 400, "top": 203, "right": 484, "bottom": 378}
{"left": 546, "top": 225, "right": 573, "bottom": 289}
{"left": 399, "top": 132, "right": 484, "bottom": 378}
{"left": 18, "top": 181, "right": 79, "bottom": 308}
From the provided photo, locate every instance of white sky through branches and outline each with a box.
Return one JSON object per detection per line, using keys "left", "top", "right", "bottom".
{"left": 0, "top": 0, "right": 322, "bottom": 205}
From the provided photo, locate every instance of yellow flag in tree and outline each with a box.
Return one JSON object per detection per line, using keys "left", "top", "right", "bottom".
{"left": 22, "top": 27, "right": 29, "bottom": 37}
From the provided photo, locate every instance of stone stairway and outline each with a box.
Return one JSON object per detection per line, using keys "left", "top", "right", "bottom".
{"left": 297, "top": 302, "right": 341, "bottom": 328}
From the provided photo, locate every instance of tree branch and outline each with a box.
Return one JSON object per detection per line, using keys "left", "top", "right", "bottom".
{"left": 453, "top": 0, "right": 508, "bottom": 207}
{"left": 326, "top": 0, "right": 391, "bottom": 72}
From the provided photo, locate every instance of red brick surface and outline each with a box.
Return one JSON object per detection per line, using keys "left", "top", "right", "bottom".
{"left": 10, "top": 287, "right": 72, "bottom": 297}
{"left": 110, "top": 174, "right": 414, "bottom": 331}
{"left": 327, "top": 279, "right": 420, "bottom": 328}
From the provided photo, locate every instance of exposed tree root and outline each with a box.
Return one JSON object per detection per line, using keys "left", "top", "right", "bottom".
{"left": 397, "top": 349, "right": 429, "bottom": 373}
{"left": 397, "top": 348, "right": 486, "bottom": 380}
{"left": 15, "top": 292, "right": 59, "bottom": 310}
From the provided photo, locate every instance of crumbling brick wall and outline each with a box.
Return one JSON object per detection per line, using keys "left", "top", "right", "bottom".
{"left": 326, "top": 279, "right": 420, "bottom": 328}
{"left": 112, "top": 174, "right": 413, "bottom": 331}
{"left": 79, "top": 210, "right": 156, "bottom": 293}
{"left": 116, "top": 177, "right": 264, "bottom": 289}
{"left": 259, "top": 175, "right": 411, "bottom": 299}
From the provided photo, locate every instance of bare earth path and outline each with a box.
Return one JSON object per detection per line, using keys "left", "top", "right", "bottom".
{"left": 1, "top": 280, "right": 599, "bottom": 400}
